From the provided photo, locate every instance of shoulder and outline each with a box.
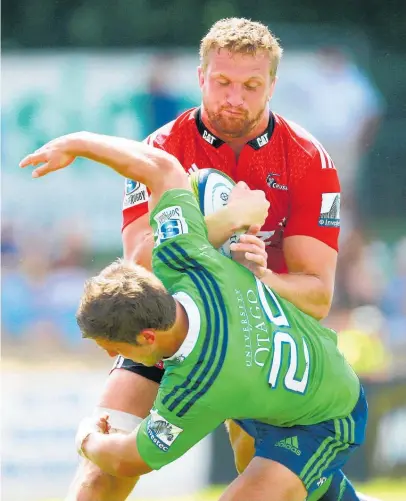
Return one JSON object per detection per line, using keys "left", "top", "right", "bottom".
{"left": 146, "top": 108, "right": 198, "bottom": 152}
{"left": 273, "top": 113, "right": 335, "bottom": 173}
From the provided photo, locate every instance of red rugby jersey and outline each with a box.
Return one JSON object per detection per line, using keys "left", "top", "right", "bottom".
{"left": 122, "top": 107, "right": 340, "bottom": 274}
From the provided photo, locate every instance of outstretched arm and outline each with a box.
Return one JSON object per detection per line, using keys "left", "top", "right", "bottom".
{"left": 21, "top": 134, "right": 269, "bottom": 252}
{"left": 19, "top": 132, "right": 189, "bottom": 212}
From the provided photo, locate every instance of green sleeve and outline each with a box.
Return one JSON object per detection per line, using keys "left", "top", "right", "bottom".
{"left": 136, "top": 380, "right": 222, "bottom": 470}
{"left": 149, "top": 189, "right": 208, "bottom": 247}
{"left": 150, "top": 188, "right": 226, "bottom": 276}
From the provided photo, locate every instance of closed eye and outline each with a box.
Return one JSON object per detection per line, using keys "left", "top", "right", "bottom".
{"left": 245, "top": 83, "right": 260, "bottom": 91}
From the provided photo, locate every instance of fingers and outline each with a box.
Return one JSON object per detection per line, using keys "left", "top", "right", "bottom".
{"left": 19, "top": 149, "right": 52, "bottom": 178}
{"left": 230, "top": 235, "right": 267, "bottom": 270}
{"left": 250, "top": 265, "right": 267, "bottom": 279}
{"left": 230, "top": 242, "right": 263, "bottom": 255}
{"left": 230, "top": 249, "right": 267, "bottom": 268}
{"left": 234, "top": 234, "right": 266, "bottom": 249}
{"left": 98, "top": 413, "right": 111, "bottom": 433}
{"left": 19, "top": 150, "right": 49, "bottom": 168}
{"left": 244, "top": 251, "right": 267, "bottom": 266}
{"left": 32, "top": 164, "right": 52, "bottom": 178}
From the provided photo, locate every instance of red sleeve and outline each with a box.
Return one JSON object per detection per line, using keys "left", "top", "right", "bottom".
{"left": 284, "top": 149, "right": 341, "bottom": 251}
{"left": 121, "top": 135, "right": 161, "bottom": 232}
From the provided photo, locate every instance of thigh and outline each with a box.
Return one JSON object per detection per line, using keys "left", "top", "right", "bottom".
{"left": 98, "top": 357, "right": 162, "bottom": 420}
{"left": 225, "top": 419, "right": 255, "bottom": 474}
{"left": 218, "top": 457, "right": 306, "bottom": 501}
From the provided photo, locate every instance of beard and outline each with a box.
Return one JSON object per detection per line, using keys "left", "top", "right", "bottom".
{"left": 204, "top": 100, "right": 268, "bottom": 139}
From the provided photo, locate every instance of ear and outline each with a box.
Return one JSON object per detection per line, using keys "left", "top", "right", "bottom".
{"left": 140, "top": 329, "right": 156, "bottom": 345}
{"left": 198, "top": 66, "right": 204, "bottom": 89}
{"left": 268, "top": 76, "right": 278, "bottom": 100}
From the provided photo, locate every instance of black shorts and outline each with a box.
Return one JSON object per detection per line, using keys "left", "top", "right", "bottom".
{"left": 111, "top": 356, "right": 164, "bottom": 384}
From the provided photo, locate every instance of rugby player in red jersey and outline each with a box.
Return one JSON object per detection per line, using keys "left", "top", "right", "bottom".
{"left": 60, "top": 17, "right": 344, "bottom": 501}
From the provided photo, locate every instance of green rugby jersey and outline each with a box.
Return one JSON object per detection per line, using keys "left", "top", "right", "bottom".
{"left": 136, "top": 189, "right": 360, "bottom": 470}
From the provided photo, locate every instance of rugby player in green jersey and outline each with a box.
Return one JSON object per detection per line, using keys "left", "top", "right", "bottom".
{"left": 20, "top": 132, "right": 369, "bottom": 501}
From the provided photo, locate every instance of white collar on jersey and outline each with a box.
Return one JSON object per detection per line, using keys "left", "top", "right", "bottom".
{"left": 164, "top": 291, "right": 201, "bottom": 363}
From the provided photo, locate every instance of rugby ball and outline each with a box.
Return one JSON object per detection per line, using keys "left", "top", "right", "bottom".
{"left": 190, "top": 168, "right": 241, "bottom": 257}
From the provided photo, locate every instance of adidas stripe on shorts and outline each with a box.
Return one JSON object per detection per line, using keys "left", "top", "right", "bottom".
{"left": 234, "top": 386, "right": 368, "bottom": 496}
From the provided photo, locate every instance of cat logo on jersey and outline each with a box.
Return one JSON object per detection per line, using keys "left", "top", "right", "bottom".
{"left": 146, "top": 410, "right": 183, "bottom": 452}
{"left": 319, "top": 193, "right": 341, "bottom": 228}
{"left": 154, "top": 205, "right": 189, "bottom": 246}
{"left": 202, "top": 130, "right": 216, "bottom": 145}
{"left": 123, "top": 179, "right": 148, "bottom": 209}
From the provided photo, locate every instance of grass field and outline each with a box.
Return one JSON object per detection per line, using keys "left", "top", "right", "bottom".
{"left": 40, "top": 478, "right": 406, "bottom": 501}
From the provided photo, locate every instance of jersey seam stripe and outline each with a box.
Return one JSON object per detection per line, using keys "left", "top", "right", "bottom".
{"left": 163, "top": 245, "right": 223, "bottom": 414}
{"left": 313, "top": 139, "right": 334, "bottom": 169}
{"left": 166, "top": 242, "right": 228, "bottom": 416}
{"left": 157, "top": 247, "right": 217, "bottom": 408}
{"left": 157, "top": 246, "right": 224, "bottom": 413}
{"left": 172, "top": 242, "right": 229, "bottom": 417}
{"left": 159, "top": 245, "right": 226, "bottom": 416}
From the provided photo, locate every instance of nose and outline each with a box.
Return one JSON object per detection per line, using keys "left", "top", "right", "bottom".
{"left": 107, "top": 350, "right": 119, "bottom": 357}
{"left": 226, "top": 83, "right": 244, "bottom": 108}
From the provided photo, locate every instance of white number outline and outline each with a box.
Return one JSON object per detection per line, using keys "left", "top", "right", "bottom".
{"left": 255, "top": 278, "right": 289, "bottom": 327}
{"left": 255, "top": 278, "right": 310, "bottom": 394}
{"left": 268, "top": 332, "right": 310, "bottom": 394}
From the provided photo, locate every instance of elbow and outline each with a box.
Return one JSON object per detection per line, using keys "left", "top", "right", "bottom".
{"left": 312, "top": 305, "right": 330, "bottom": 321}
{"left": 311, "top": 291, "right": 333, "bottom": 321}
{"left": 155, "top": 153, "right": 183, "bottom": 178}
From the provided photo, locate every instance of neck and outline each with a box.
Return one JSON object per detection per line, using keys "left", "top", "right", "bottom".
{"left": 162, "top": 301, "right": 189, "bottom": 358}
{"left": 200, "top": 104, "right": 270, "bottom": 155}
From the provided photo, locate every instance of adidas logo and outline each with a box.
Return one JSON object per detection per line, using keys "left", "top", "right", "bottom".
{"left": 275, "top": 436, "right": 301, "bottom": 456}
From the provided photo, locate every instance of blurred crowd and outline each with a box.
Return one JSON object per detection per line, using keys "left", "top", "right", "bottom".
{"left": 1, "top": 222, "right": 92, "bottom": 355}
{"left": 2, "top": 47, "right": 405, "bottom": 381}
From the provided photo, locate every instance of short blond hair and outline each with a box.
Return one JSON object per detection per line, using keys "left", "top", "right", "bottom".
{"left": 76, "top": 259, "right": 176, "bottom": 343}
{"left": 200, "top": 18, "right": 283, "bottom": 79}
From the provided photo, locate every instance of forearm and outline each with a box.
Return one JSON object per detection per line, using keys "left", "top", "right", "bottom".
{"left": 74, "top": 132, "right": 180, "bottom": 191}
{"left": 261, "top": 270, "right": 332, "bottom": 320}
{"left": 205, "top": 206, "right": 243, "bottom": 248}
{"left": 123, "top": 230, "right": 155, "bottom": 270}
{"left": 82, "top": 433, "right": 144, "bottom": 478}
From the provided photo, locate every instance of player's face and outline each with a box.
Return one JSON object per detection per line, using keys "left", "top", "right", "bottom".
{"left": 199, "top": 49, "right": 276, "bottom": 139}
{"left": 93, "top": 336, "right": 161, "bottom": 367}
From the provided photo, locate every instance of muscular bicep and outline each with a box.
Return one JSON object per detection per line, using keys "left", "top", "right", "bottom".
{"left": 122, "top": 213, "right": 155, "bottom": 270}
{"left": 283, "top": 235, "right": 337, "bottom": 296}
